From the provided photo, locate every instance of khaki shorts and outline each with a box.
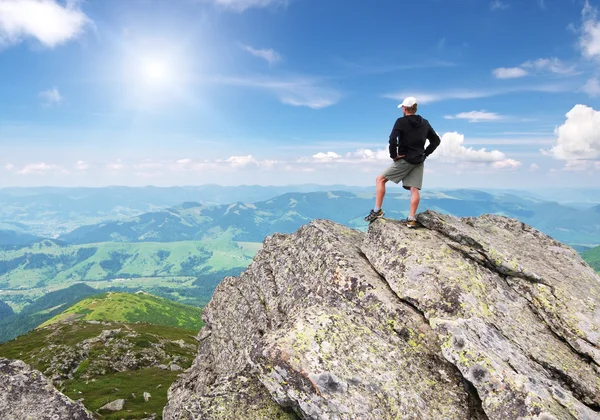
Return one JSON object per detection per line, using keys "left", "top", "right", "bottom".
{"left": 381, "top": 159, "right": 424, "bottom": 190}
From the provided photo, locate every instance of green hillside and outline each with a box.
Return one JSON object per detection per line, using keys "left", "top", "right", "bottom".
{"left": 0, "top": 233, "right": 256, "bottom": 312}
{"left": 41, "top": 291, "right": 203, "bottom": 330}
{"left": 0, "top": 283, "right": 99, "bottom": 343}
{"left": 0, "top": 319, "right": 199, "bottom": 419}
{"left": 582, "top": 245, "right": 600, "bottom": 272}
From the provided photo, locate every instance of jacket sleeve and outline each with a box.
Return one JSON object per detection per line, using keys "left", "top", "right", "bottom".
{"left": 424, "top": 123, "right": 441, "bottom": 156}
{"left": 388, "top": 119, "right": 402, "bottom": 159}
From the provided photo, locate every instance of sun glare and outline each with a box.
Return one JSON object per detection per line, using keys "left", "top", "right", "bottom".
{"left": 140, "top": 58, "right": 170, "bottom": 85}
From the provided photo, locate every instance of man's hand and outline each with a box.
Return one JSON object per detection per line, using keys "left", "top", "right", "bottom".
{"left": 393, "top": 155, "right": 405, "bottom": 161}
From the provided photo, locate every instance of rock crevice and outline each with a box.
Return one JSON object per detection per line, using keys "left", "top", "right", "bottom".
{"left": 165, "top": 211, "right": 600, "bottom": 420}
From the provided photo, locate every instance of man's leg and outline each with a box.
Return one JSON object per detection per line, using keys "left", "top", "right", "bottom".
{"left": 375, "top": 175, "right": 388, "bottom": 209}
{"left": 365, "top": 175, "right": 389, "bottom": 222}
{"left": 409, "top": 187, "right": 420, "bottom": 219}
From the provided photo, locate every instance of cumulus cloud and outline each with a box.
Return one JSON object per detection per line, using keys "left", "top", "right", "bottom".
{"left": 16, "top": 162, "right": 65, "bottom": 175}
{"left": 492, "top": 159, "right": 522, "bottom": 169}
{"left": 0, "top": 0, "right": 90, "bottom": 48}
{"left": 240, "top": 44, "right": 282, "bottom": 64}
{"left": 435, "top": 132, "right": 512, "bottom": 163}
{"left": 530, "top": 163, "right": 540, "bottom": 171}
{"left": 493, "top": 67, "right": 528, "bottom": 79}
{"left": 444, "top": 111, "right": 505, "bottom": 122}
{"left": 582, "top": 77, "right": 600, "bottom": 96}
{"left": 544, "top": 104, "right": 600, "bottom": 160}
{"left": 39, "top": 87, "right": 62, "bottom": 106}
{"left": 580, "top": 1, "right": 600, "bottom": 59}
{"left": 225, "top": 155, "right": 258, "bottom": 167}
{"left": 201, "top": 0, "right": 287, "bottom": 12}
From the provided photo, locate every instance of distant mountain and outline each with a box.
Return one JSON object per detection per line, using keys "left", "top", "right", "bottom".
{"left": 0, "top": 230, "right": 43, "bottom": 247}
{"left": 57, "top": 189, "right": 600, "bottom": 246}
{"left": 42, "top": 291, "right": 203, "bottom": 331}
{"left": 0, "top": 185, "right": 372, "bottom": 238}
{"left": 0, "top": 300, "right": 13, "bottom": 321}
{"left": 0, "top": 283, "right": 98, "bottom": 343}
{"left": 582, "top": 245, "right": 600, "bottom": 272}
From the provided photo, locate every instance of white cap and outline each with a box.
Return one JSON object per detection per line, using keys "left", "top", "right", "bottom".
{"left": 398, "top": 96, "right": 417, "bottom": 108}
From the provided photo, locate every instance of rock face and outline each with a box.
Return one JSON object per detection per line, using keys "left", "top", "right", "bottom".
{"left": 164, "top": 211, "right": 600, "bottom": 420}
{"left": 0, "top": 358, "right": 93, "bottom": 420}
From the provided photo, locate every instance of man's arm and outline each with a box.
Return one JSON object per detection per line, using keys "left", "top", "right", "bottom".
{"left": 424, "top": 124, "right": 441, "bottom": 156}
{"left": 388, "top": 119, "right": 402, "bottom": 159}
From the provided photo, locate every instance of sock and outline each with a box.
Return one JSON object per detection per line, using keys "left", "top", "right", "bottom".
{"left": 374, "top": 206, "right": 381, "bottom": 212}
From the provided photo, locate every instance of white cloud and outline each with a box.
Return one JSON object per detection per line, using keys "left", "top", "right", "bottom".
{"left": 215, "top": 75, "right": 341, "bottom": 109}
{"left": 493, "top": 58, "right": 576, "bottom": 80}
{"left": 444, "top": 111, "right": 505, "bottom": 122}
{"left": 75, "top": 160, "right": 89, "bottom": 170}
{"left": 201, "top": 0, "right": 287, "bottom": 12}
{"left": 0, "top": 0, "right": 90, "bottom": 48}
{"left": 491, "top": 0, "right": 509, "bottom": 11}
{"left": 4, "top": 163, "right": 14, "bottom": 171}
{"left": 107, "top": 161, "right": 124, "bottom": 170}
{"left": 580, "top": 1, "right": 600, "bottom": 59}
{"left": 435, "top": 132, "right": 510, "bottom": 163}
{"left": 530, "top": 163, "right": 540, "bottom": 171}
{"left": 383, "top": 84, "right": 566, "bottom": 104}
{"left": 492, "top": 159, "right": 522, "bottom": 169}
{"left": 582, "top": 77, "right": 600, "bottom": 96}
{"left": 240, "top": 44, "right": 282, "bottom": 64}
{"left": 345, "top": 149, "right": 389, "bottom": 161}
{"left": 39, "top": 87, "right": 62, "bottom": 106}
{"left": 493, "top": 67, "right": 528, "bottom": 79}
{"left": 16, "top": 162, "right": 65, "bottom": 175}
{"left": 544, "top": 104, "right": 600, "bottom": 160}
{"left": 225, "top": 155, "right": 258, "bottom": 167}
{"left": 310, "top": 152, "right": 341, "bottom": 162}
{"left": 521, "top": 58, "right": 577, "bottom": 75}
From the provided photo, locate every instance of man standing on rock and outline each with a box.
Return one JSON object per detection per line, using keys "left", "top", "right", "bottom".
{"left": 364, "top": 96, "right": 441, "bottom": 227}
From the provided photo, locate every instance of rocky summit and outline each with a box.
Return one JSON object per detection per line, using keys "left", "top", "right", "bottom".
{"left": 164, "top": 210, "right": 600, "bottom": 420}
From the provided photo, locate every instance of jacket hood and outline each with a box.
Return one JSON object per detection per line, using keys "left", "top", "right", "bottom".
{"left": 406, "top": 115, "right": 424, "bottom": 127}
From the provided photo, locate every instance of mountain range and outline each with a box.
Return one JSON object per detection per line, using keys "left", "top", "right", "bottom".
{"left": 56, "top": 189, "right": 600, "bottom": 246}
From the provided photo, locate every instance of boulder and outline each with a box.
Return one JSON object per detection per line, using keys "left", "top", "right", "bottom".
{"left": 0, "top": 358, "right": 94, "bottom": 419}
{"left": 164, "top": 212, "right": 600, "bottom": 419}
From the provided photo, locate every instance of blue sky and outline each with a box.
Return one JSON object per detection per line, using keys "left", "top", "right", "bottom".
{"left": 1, "top": 0, "right": 599, "bottom": 189}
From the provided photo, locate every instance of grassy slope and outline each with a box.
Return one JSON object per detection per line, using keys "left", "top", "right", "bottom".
{"left": 582, "top": 245, "right": 600, "bottom": 272}
{"left": 0, "top": 321, "right": 198, "bottom": 419}
{"left": 41, "top": 292, "right": 203, "bottom": 330}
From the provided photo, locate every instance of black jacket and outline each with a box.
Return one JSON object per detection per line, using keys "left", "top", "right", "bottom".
{"left": 389, "top": 115, "right": 441, "bottom": 164}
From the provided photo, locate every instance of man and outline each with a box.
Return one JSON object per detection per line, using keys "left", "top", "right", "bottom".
{"left": 364, "top": 96, "right": 441, "bottom": 227}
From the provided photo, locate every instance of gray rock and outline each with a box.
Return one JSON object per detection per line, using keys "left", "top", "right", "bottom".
{"left": 144, "top": 391, "right": 152, "bottom": 402}
{"left": 99, "top": 398, "right": 125, "bottom": 411}
{"left": 164, "top": 213, "right": 600, "bottom": 420}
{"left": 0, "top": 358, "right": 93, "bottom": 420}
{"left": 169, "top": 363, "right": 182, "bottom": 371}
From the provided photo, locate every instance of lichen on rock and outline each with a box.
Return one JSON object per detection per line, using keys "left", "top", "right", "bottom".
{"left": 164, "top": 211, "right": 600, "bottom": 420}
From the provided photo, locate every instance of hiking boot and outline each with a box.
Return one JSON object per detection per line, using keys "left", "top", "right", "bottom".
{"left": 400, "top": 217, "right": 418, "bottom": 228}
{"left": 364, "top": 209, "right": 384, "bottom": 222}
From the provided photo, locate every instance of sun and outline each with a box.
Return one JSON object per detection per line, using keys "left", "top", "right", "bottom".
{"left": 140, "top": 58, "right": 171, "bottom": 85}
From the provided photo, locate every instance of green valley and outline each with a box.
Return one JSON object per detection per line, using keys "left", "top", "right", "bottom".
{"left": 0, "top": 234, "right": 257, "bottom": 313}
